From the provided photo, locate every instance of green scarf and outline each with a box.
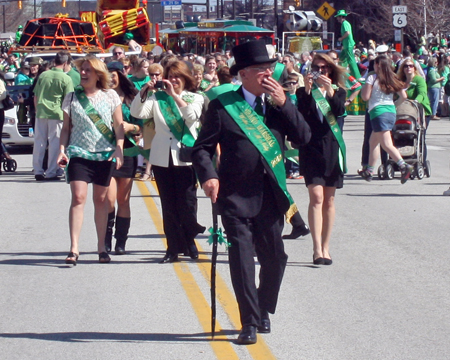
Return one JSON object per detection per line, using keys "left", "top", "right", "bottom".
{"left": 217, "top": 90, "right": 297, "bottom": 222}
{"left": 74, "top": 86, "right": 116, "bottom": 145}
{"left": 311, "top": 84, "right": 347, "bottom": 173}
{"left": 155, "top": 91, "right": 195, "bottom": 146}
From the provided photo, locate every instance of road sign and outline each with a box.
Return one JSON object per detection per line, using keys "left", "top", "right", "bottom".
{"left": 393, "top": 14, "right": 407, "bottom": 28}
{"left": 392, "top": 5, "right": 407, "bottom": 14}
{"left": 316, "top": 1, "right": 335, "bottom": 21}
{"left": 162, "top": 0, "right": 181, "bottom": 6}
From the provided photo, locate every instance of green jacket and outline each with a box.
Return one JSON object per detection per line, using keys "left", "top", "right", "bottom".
{"left": 406, "top": 75, "right": 432, "bottom": 116}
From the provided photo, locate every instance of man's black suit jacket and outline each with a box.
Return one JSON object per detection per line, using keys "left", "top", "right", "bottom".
{"left": 192, "top": 87, "right": 311, "bottom": 218}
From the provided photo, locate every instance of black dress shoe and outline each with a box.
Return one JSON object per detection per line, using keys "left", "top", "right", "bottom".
{"left": 196, "top": 224, "right": 207, "bottom": 234}
{"left": 159, "top": 252, "right": 178, "bottom": 264}
{"left": 258, "top": 318, "right": 271, "bottom": 333}
{"left": 313, "top": 257, "right": 325, "bottom": 265}
{"left": 323, "top": 257, "right": 333, "bottom": 265}
{"left": 35, "top": 174, "right": 45, "bottom": 181}
{"left": 282, "top": 224, "right": 310, "bottom": 239}
{"left": 237, "top": 325, "right": 257, "bottom": 345}
{"left": 188, "top": 241, "right": 199, "bottom": 259}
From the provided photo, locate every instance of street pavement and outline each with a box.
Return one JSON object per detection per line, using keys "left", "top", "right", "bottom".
{"left": 1, "top": 115, "right": 450, "bottom": 360}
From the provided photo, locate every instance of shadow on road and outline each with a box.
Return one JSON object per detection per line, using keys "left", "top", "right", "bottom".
{"left": 0, "top": 330, "right": 239, "bottom": 343}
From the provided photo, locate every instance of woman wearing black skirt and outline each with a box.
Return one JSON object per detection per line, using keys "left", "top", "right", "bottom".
{"left": 105, "top": 61, "right": 142, "bottom": 255}
{"left": 296, "top": 53, "right": 347, "bottom": 266}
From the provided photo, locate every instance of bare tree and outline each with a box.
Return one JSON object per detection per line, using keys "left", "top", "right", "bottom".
{"left": 348, "top": 0, "right": 450, "bottom": 46}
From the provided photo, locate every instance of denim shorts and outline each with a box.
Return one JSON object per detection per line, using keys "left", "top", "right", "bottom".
{"left": 370, "top": 112, "right": 396, "bottom": 132}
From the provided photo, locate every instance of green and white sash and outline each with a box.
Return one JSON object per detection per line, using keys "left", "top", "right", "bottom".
{"left": 272, "top": 62, "right": 285, "bottom": 82}
{"left": 311, "top": 84, "right": 347, "bottom": 173}
{"left": 155, "top": 91, "right": 195, "bottom": 147}
{"left": 217, "top": 90, "right": 298, "bottom": 222}
{"left": 74, "top": 86, "right": 115, "bottom": 146}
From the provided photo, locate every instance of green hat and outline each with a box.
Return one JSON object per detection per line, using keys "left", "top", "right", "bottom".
{"left": 18, "top": 25, "right": 23, "bottom": 29}
{"left": 334, "top": 10, "right": 348, "bottom": 17}
{"left": 124, "top": 32, "right": 134, "bottom": 41}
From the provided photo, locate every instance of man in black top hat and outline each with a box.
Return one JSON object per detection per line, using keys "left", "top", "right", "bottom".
{"left": 192, "top": 40, "right": 311, "bottom": 344}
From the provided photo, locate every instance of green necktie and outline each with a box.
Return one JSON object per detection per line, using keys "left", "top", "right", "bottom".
{"left": 254, "top": 96, "right": 264, "bottom": 118}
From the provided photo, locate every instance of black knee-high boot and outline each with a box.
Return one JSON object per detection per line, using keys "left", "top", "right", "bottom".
{"left": 115, "top": 216, "right": 131, "bottom": 255}
{"left": 105, "top": 210, "right": 115, "bottom": 253}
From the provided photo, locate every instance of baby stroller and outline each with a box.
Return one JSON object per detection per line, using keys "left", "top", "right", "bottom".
{"left": 1, "top": 143, "right": 17, "bottom": 173}
{"left": 377, "top": 100, "right": 430, "bottom": 180}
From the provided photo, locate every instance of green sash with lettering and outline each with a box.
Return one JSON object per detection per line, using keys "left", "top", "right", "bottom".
{"left": 311, "top": 84, "right": 347, "bottom": 173}
{"left": 155, "top": 91, "right": 195, "bottom": 146}
{"left": 74, "top": 87, "right": 116, "bottom": 145}
{"left": 217, "top": 90, "right": 298, "bottom": 222}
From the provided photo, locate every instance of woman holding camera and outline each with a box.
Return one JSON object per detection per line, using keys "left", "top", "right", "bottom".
{"left": 58, "top": 56, "right": 124, "bottom": 265}
{"left": 130, "top": 61, "right": 205, "bottom": 263}
{"left": 296, "top": 53, "right": 347, "bottom": 265}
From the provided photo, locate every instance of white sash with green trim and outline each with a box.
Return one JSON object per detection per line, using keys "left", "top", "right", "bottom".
{"left": 216, "top": 90, "right": 297, "bottom": 222}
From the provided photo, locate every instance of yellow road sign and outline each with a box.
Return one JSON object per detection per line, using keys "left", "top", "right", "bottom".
{"left": 317, "top": 1, "right": 335, "bottom": 20}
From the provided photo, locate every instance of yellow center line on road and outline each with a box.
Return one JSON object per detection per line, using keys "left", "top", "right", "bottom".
{"left": 141, "top": 182, "right": 276, "bottom": 360}
{"left": 135, "top": 181, "right": 239, "bottom": 359}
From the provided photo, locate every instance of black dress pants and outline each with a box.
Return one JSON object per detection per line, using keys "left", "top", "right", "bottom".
{"left": 221, "top": 177, "right": 287, "bottom": 327}
{"left": 152, "top": 158, "right": 199, "bottom": 255}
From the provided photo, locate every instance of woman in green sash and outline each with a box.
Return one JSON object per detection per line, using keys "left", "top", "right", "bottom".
{"left": 130, "top": 60, "right": 205, "bottom": 264}
{"left": 104, "top": 61, "right": 142, "bottom": 255}
{"left": 296, "top": 53, "right": 347, "bottom": 265}
{"left": 58, "top": 56, "right": 124, "bottom": 265}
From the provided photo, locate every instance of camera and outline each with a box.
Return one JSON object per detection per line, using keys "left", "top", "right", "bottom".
{"left": 310, "top": 71, "right": 321, "bottom": 81}
{"left": 155, "top": 80, "right": 164, "bottom": 89}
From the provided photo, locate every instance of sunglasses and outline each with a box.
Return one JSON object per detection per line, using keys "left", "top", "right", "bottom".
{"left": 150, "top": 73, "right": 161, "bottom": 77}
{"left": 311, "top": 65, "right": 329, "bottom": 72}
{"left": 404, "top": 64, "right": 415, "bottom": 68}
{"left": 113, "top": 52, "right": 123, "bottom": 56}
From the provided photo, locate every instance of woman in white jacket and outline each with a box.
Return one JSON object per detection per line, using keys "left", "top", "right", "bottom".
{"left": 130, "top": 61, "right": 205, "bottom": 263}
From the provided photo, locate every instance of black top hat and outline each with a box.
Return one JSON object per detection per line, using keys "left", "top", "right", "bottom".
{"left": 230, "top": 40, "right": 277, "bottom": 76}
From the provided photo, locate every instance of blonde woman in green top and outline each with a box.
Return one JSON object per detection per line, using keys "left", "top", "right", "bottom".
{"left": 398, "top": 58, "right": 432, "bottom": 168}
{"left": 426, "top": 57, "right": 444, "bottom": 120}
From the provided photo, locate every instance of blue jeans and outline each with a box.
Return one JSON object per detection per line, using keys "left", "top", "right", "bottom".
{"left": 428, "top": 87, "right": 440, "bottom": 116}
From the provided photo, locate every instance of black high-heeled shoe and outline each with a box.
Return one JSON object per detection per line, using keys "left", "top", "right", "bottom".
{"left": 159, "top": 252, "right": 178, "bottom": 264}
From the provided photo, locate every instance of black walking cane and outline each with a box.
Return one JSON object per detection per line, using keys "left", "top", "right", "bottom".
{"left": 210, "top": 201, "right": 219, "bottom": 339}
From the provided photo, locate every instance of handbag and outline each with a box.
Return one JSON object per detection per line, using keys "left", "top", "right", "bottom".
{"left": 2, "top": 94, "right": 14, "bottom": 111}
{"left": 179, "top": 117, "right": 193, "bottom": 162}
{"left": 179, "top": 142, "right": 194, "bottom": 162}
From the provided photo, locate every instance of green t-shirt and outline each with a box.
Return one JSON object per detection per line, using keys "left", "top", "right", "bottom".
{"left": 341, "top": 20, "right": 355, "bottom": 49}
{"left": 129, "top": 75, "right": 150, "bottom": 90}
{"left": 33, "top": 67, "right": 74, "bottom": 120}
{"left": 66, "top": 67, "right": 81, "bottom": 88}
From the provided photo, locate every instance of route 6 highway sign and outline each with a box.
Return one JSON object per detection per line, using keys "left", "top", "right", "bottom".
{"left": 393, "top": 14, "right": 407, "bottom": 28}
